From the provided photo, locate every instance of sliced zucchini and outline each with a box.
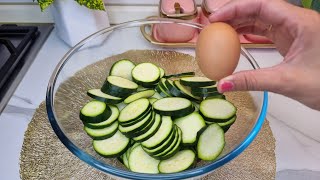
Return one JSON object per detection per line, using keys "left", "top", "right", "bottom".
{"left": 151, "top": 92, "right": 163, "bottom": 99}
{"left": 93, "top": 130, "right": 130, "bottom": 158}
{"left": 148, "top": 98, "right": 158, "bottom": 104}
{"left": 153, "top": 126, "right": 180, "bottom": 158}
{"left": 200, "top": 98, "right": 237, "bottom": 122}
{"left": 87, "top": 89, "right": 123, "bottom": 104}
{"left": 165, "top": 72, "right": 195, "bottom": 78}
{"left": 84, "top": 121, "right": 118, "bottom": 140}
{"left": 143, "top": 126, "right": 177, "bottom": 155}
{"left": 159, "top": 67, "right": 165, "bottom": 78}
{"left": 173, "top": 80, "right": 202, "bottom": 101}
{"left": 132, "top": 63, "right": 161, "bottom": 86}
{"left": 133, "top": 114, "right": 162, "bottom": 142}
{"left": 174, "top": 112, "right": 206, "bottom": 145}
{"left": 155, "top": 84, "right": 172, "bottom": 98}
{"left": 158, "top": 149, "right": 196, "bottom": 173}
{"left": 197, "top": 124, "right": 225, "bottom": 161}
{"left": 180, "top": 76, "right": 216, "bottom": 87}
{"left": 217, "top": 115, "right": 236, "bottom": 132}
{"left": 128, "top": 145, "right": 160, "bottom": 174}
{"left": 85, "top": 105, "right": 119, "bottom": 129}
{"left": 119, "top": 111, "right": 153, "bottom": 136}
{"left": 165, "top": 79, "right": 188, "bottom": 98}
{"left": 109, "top": 59, "right": 135, "bottom": 81}
{"left": 124, "top": 89, "right": 155, "bottom": 104}
{"left": 119, "top": 105, "right": 152, "bottom": 127}
{"left": 142, "top": 116, "right": 173, "bottom": 149}
{"left": 116, "top": 102, "right": 127, "bottom": 111}
{"left": 123, "top": 151, "right": 130, "bottom": 168}
{"left": 153, "top": 97, "right": 194, "bottom": 117}
{"left": 80, "top": 101, "right": 112, "bottom": 123}
{"left": 191, "top": 91, "right": 222, "bottom": 98}
{"left": 191, "top": 84, "right": 218, "bottom": 94}
{"left": 205, "top": 94, "right": 226, "bottom": 100}
{"left": 158, "top": 78, "right": 173, "bottom": 96}
{"left": 156, "top": 127, "right": 182, "bottom": 160}
{"left": 118, "top": 98, "right": 150, "bottom": 123}
{"left": 101, "top": 76, "right": 138, "bottom": 97}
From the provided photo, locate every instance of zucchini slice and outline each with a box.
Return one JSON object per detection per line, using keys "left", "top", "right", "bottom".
{"left": 153, "top": 126, "right": 179, "bottom": 158}
{"left": 174, "top": 112, "right": 206, "bottom": 145}
{"left": 180, "top": 76, "right": 216, "bottom": 87}
{"left": 109, "top": 59, "right": 136, "bottom": 81}
{"left": 93, "top": 130, "right": 130, "bottom": 158}
{"left": 128, "top": 145, "right": 160, "bottom": 174}
{"left": 87, "top": 89, "right": 123, "bottom": 104}
{"left": 80, "top": 101, "right": 112, "bottom": 123}
{"left": 200, "top": 98, "right": 237, "bottom": 122}
{"left": 119, "top": 105, "right": 152, "bottom": 127}
{"left": 217, "top": 115, "right": 236, "bottom": 132}
{"left": 133, "top": 114, "right": 162, "bottom": 142}
{"left": 153, "top": 97, "right": 194, "bottom": 117}
{"left": 155, "top": 84, "right": 172, "bottom": 98}
{"left": 191, "top": 84, "right": 218, "bottom": 94}
{"left": 101, "top": 76, "right": 138, "bottom": 97}
{"left": 173, "top": 80, "right": 202, "bottom": 101}
{"left": 85, "top": 105, "right": 119, "bottom": 129}
{"left": 118, "top": 98, "right": 150, "bottom": 123}
{"left": 119, "top": 111, "right": 154, "bottom": 136}
{"left": 191, "top": 91, "right": 222, "bottom": 98}
{"left": 143, "top": 126, "right": 177, "bottom": 155}
{"left": 123, "top": 151, "right": 130, "bottom": 168}
{"left": 148, "top": 98, "right": 158, "bottom": 104}
{"left": 142, "top": 116, "right": 173, "bottom": 149}
{"left": 84, "top": 121, "right": 118, "bottom": 140}
{"left": 156, "top": 126, "right": 182, "bottom": 160}
{"left": 158, "top": 78, "right": 173, "bottom": 96}
{"left": 165, "top": 72, "right": 195, "bottom": 78}
{"left": 132, "top": 63, "right": 161, "bottom": 86}
{"left": 159, "top": 67, "right": 165, "bottom": 78}
{"left": 165, "top": 79, "right": 188, "bottom": 98}
{"left": 158, "top": 149, "right": 196, "bottom": 173}
{"left": 205, "top": 94, "right": 226, "bottom": 100}
{"left": 197, "top": 124, "right": 225, "bottom": 161}
{"left": 124, "top": 89, "right": 155, "bottom": 104}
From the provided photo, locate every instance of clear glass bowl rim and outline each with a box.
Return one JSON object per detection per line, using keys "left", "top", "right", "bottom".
{"left": 46, "top": 18, "right": 268, "bottom": 180}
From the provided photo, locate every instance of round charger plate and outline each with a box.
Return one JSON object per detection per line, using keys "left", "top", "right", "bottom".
{"left": 20, "top": 50, "right": 276, "bottom": 179}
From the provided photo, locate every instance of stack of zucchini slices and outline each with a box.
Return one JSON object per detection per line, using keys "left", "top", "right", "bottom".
{"left": 79, "top": 59, "right": 237, "bottom": 174}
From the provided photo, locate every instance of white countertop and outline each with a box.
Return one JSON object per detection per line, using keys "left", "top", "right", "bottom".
{"left": 1, "top": 28, "right": 320, "bottom": 180}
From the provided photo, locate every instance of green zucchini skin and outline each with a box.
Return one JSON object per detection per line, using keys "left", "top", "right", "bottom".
{"left": 133, "top": 114, "right": 162, "bottom": 142}
{"left": 155, "top": 84, "right": 171, "bottom": 98}
{"left": 119, "top": 105, "right": 152, "bottom": 127}
{"left": 84, "top": 105, "right": 119, "bottom": 129}
{"left": 180, "top": 77, "right": 216, "bottom": 87}
{"left": 165, "top": 79, "right": 189, "bottom": 98}
{"left": 143, "top": 126, "right": 177, "bottom": 156}
{"left": 156, "top": 127, "right": 182, "bottom": 160}
{"left": 84, "top": 121, "right": 118, "bottom": 140}
{"left": 87, "top": 89, "right": 123, "bottom": 104}
{"left": 205, "top": 94, "right": 226, "bottom": 100}
{"left": 191, "top": 91, "right": 222, "bottom": 98}
{"left": 101, "top": 81, "right": 134, "bottom": 98}
{"left": 80, "top": 101, "right": 112, "bottom": 124}
{"left": 217, "top": 115, "right": 237, "bottom": 132}
{"left": 165, "top": 72, "right": 195, "bottom": 79}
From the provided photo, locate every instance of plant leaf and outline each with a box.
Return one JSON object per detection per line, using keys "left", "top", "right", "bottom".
{"left": 75, "top": 0, "right": 106, "bottom": 11}
{"left": 36, "top": 0, "right": 55, "bottom": 11}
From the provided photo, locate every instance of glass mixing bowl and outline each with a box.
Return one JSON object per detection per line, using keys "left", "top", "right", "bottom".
{"left": 46, "top": 18, "right": 268, "bottom": 179}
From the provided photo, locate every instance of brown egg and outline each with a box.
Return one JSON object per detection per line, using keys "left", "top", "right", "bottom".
{"left": 196, "top": 22, "right": 240, "bottom": 81}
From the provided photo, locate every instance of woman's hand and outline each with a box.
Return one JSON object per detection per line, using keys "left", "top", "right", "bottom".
{"left": 209, "top": 0, "right": 320, "bottom": 110}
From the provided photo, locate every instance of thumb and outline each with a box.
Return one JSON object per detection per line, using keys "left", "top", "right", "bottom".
{"left": 217, "top": 66, "right": 284, "bottom": 93}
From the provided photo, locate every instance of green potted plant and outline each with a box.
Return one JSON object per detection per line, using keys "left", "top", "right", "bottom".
{"left": 36, "top": 0, "right": 110, "bottom": 47}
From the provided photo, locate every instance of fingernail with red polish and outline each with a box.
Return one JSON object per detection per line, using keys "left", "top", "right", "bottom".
{"left": 220, "top": 81, "right": 234, "bottom": 92}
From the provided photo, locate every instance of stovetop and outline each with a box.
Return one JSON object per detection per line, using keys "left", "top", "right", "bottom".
{"left": 0, "top": 23, "right": 54, "bottom": 114}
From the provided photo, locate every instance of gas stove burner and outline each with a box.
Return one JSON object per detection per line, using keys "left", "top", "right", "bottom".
{"left": 0, "top": 23, "right": 53, "bottom": 113}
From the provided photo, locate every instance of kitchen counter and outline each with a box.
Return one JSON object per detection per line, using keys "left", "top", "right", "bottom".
{"left": 1, "top": 28, "right": 320, "bottom": 180}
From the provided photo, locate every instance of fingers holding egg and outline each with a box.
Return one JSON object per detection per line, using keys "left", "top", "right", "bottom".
{"left": 196, "top": 22, "right": 241, "bottom": 81}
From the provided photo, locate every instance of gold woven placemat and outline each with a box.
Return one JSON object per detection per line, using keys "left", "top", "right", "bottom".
{"left": 20, "top": 50, "right": 276, "bottom": 180}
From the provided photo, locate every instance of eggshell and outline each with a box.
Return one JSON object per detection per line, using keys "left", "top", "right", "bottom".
{"left": 196, "top": 22, "right": 240, "bottom": 80}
